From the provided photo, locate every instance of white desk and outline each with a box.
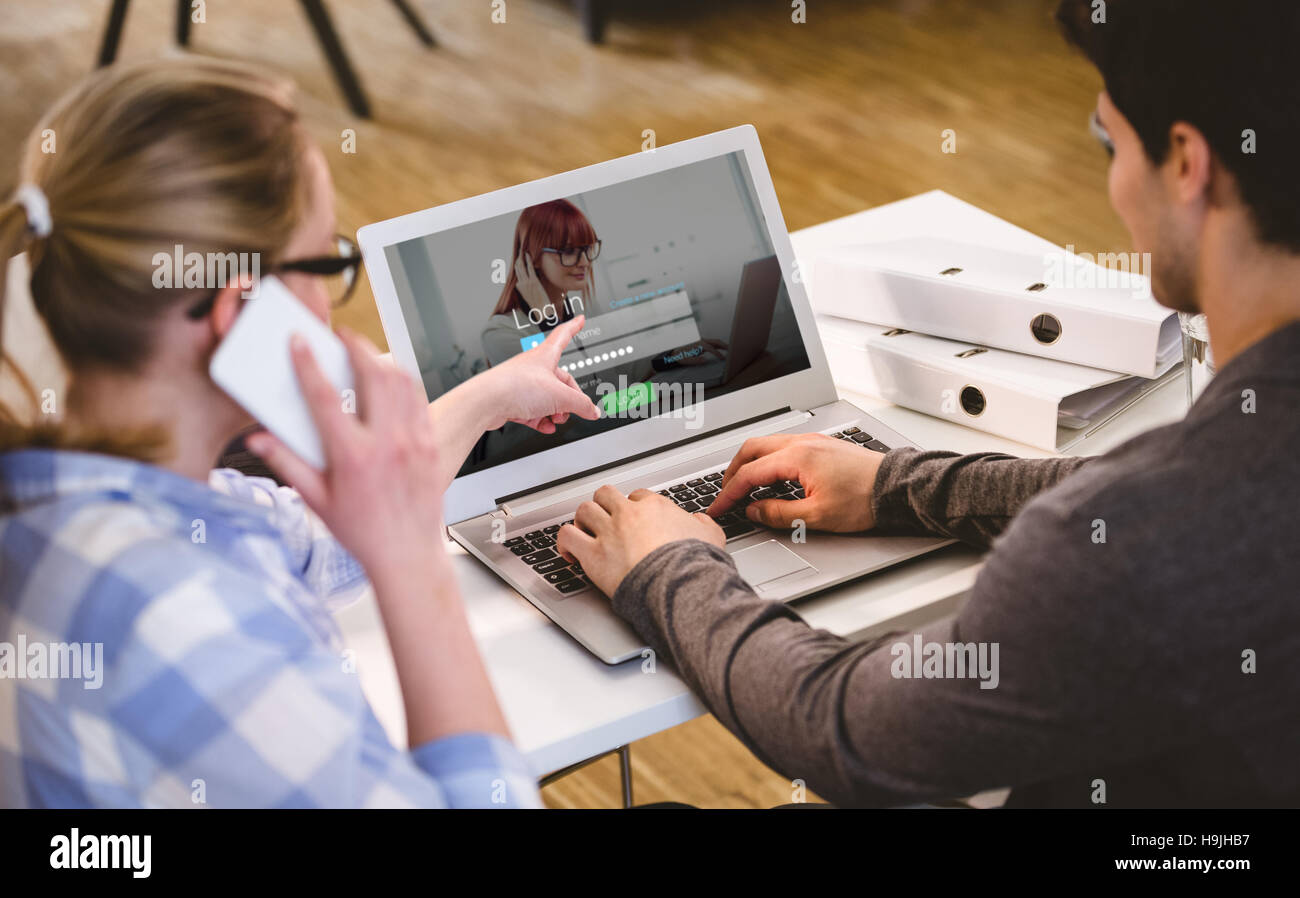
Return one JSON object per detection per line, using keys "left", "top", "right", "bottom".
{"left": 334, "top": 191, "right": 1188, "bottom": 778}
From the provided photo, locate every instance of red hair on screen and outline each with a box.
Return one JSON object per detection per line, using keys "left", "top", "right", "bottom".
{"left": 491, "top": 199, "right": 598, "bottom": 317}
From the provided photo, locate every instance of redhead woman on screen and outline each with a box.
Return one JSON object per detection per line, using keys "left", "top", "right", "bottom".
{"left": 480, "top": 199, "right": 726, "bottom": 373}
{"left": 481, "top": 199, "right": 601, "bottom": 367}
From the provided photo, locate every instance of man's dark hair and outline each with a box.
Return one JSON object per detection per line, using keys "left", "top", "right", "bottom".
{"left": 1056, "top": 0, "right": 1299, "bottom": 252}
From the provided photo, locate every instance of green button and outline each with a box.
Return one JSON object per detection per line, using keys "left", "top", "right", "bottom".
{"left": 599, "top": 380, "right": 656, "bottom": 416}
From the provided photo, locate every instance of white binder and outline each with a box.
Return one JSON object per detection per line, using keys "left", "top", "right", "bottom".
{"left": 812, "top": 236, "right": 1181, "bottom": 378}
{"left": 815, "top": 314, "right": 1181, "bottom": 452}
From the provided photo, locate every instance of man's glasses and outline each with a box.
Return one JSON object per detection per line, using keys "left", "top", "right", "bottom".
{"left": 541, "top": 241, "right": 602, "bottom": 267}
{"left": 185, "top": 233, "right": 363, "bottom": 320}
{"left": 1089, "top": 109, "right": 1115, "bottom": 158}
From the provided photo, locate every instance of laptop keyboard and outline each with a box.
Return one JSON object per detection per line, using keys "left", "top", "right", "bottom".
{"left": 507, "top": 425, "right": 891, "bottom": 596}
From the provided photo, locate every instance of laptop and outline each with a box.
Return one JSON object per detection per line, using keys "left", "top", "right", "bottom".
{"left": 358, "top": 125, "right": 951, "bottom": 664}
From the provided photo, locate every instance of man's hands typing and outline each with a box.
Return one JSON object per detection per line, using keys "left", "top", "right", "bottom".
{"left": 557, "top": 486, "right": 725, "bottom": 597}
{"left": 559, "top": 433, "right": 891, "bottom": 597}
{"left": 706, "top": 433, "right": 886, "bottom": 532}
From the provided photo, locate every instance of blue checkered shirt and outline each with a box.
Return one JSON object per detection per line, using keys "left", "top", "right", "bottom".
{"left": 0, "top": 449, "right": 541, "bottom": 808}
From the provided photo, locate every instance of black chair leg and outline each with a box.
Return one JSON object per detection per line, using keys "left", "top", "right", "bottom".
{"left": 298, "top": 0, "right": 372, "bottom": 118}
{"left": 176, "top": 0, "right": 191, "bottom": 46}
{"left": 388, "top": 0, "right": 436, "bottom": 47}
{"left": 97, "top": 0, "right": 131, "bottom": 67}
{"left": 577, "top": 0, "right": 607, "bottom": 44}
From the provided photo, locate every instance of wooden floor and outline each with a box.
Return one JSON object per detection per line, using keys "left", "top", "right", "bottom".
{"left": 0, "top": 0, "right": 1126, "bottom": 807}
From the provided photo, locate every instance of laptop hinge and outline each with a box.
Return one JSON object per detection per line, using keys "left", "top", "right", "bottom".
{"left": 497, "top": 406, "right": 811, "bottom": 519}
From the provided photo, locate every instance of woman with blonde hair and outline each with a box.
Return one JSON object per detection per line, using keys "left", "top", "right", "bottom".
{"left": 0, "top": 58, "right": 598, "bottom": 808}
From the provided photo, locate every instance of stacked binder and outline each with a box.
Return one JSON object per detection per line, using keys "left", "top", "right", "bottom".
{"left": 797, "top": 192, "right": 1182, "bottom": 451}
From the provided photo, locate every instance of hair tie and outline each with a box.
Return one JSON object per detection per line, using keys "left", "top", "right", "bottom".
{"left": 14, "top": 184, "right": 52, "bottom": 239}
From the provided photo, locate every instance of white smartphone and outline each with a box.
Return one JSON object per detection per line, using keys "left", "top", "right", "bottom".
{"left": 210, "top": 276, "right": 354, "bottom": 470}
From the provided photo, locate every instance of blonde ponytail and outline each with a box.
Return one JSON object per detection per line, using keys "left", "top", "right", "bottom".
{"left": 0, "top": 198, "right": 44, "bottom": 429}
{"left": 0, "top": 58, "right": 311, "bottom": 454}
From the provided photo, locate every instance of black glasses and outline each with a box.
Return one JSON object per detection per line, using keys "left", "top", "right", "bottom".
{"left": 1089, "top": 109, "right": 1115, "bottom": 158}
{"left": 186, "top": 233, "right": 363, "bottom": 319}
{"left": 278, "top": 233, "right": 363, "bottom": 308}
{"left": 541, "top": 241, "right": 602, "bottom": 266}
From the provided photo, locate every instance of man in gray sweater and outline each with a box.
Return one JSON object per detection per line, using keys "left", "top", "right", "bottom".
{"left": 556, "top": 0, "right": 1300, "bottom": 807}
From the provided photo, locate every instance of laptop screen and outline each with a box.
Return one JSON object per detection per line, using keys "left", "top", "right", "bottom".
{"left": 381, "top": 149, "right": 812, "bottom": 478}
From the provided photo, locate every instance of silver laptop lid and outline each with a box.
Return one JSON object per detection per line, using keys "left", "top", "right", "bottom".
{"left": 358, "top": 126, "right": 836, "bottom": 524}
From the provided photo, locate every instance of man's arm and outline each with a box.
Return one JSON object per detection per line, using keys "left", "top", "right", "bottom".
{"left": 610, "top": 474, "right": 1184, "bottom": 807}
{"left": 706, "top": 435, "right": 1095, "bottom": 550}
{"left": 872, "top": 448, "right": 1096, "bottom": 548}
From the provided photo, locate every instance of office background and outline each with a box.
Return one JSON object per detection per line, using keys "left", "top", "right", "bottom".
{"left": 0, "top": 0, "right": 1125, "bottom": 807}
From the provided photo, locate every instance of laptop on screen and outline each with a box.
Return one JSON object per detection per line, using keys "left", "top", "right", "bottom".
{"left": 359, "top": 126, "right": 950, "bottom": 663}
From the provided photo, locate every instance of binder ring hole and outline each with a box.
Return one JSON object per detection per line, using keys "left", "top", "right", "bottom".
{"left": 1030, "top": 313, "right": 1062, "bottom": 345}
{"left": 960, "top": 385, "right": 986, "bottom": 417}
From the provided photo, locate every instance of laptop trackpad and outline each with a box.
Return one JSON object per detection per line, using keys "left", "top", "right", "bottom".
{"left": 731, "top": 540, "right": 814, "bottom": 588}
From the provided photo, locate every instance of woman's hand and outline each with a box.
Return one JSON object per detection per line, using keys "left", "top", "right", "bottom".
{"left": 514, "top": 251, "right": 552, "bottom": 313}
{"left": 424, "top": 315, "right": 601, "bottom": 493}
{"left": 482, "top": 315, "right": 601, "bottom": 434}
{"left": 248, "top": 329, "right": 514, "bottom": 746}
{"left": 247, "top": 328, "right": 446, "bottom": 583}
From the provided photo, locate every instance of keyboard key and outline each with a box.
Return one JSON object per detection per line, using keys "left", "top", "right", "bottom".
{"left": 850, "top": 432, "right": 873, "bottom": 443}
{"left": 676, "top": 488, "right": 699, "bottom": 500}
{"left": 678, "top": 500, "right": 700, "bottom": 513}
{"left": 544, "top": 568, "right": 576, "bottom": 583}
{"left": 722, "top": 521, "right": 758, "bottom": 539}
{"left": 535, "top": 557, "right": 570, "bottom": 574}
{"left": 669, "top": 483, "right": 690, "bottom": 492}
{"left": 657, "top": 490, "right": 672, "bottom": 497}
{"left": 526, "top": 530, "right": 544, "bottom": 539}
{"left": 522, "top": 548, "right": 557, "bottom": 566}
{"left": 842, "top": 426, "right": 861, "bottom": 435}
{"left": 704, "top": 472, "right": 723, "bottom": 481}
{"left": 555, "top": 578, "right": 586, "bottom": 594}
{"left": 752, "top": 488, "right": 780, "bottom": 501}
{"left": 865, "top": 440, "right": 891, "bottom": 452}
{"left": 509, "top": 544, "right": 532, "bottom": 556}
{"left": 531, "top": 536, "right": 556, "bottom": 549}
{"left": 696, "top": 483, "right": 719, "bottom": 495}
{"left": 687, "top": 478, "right": 705, "bottom": 487}
{"left": 504, "top": 536, "right": 526, "bottom": 547}
{"left": 543, "top": 524, "right": 561, "bottom": 534}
